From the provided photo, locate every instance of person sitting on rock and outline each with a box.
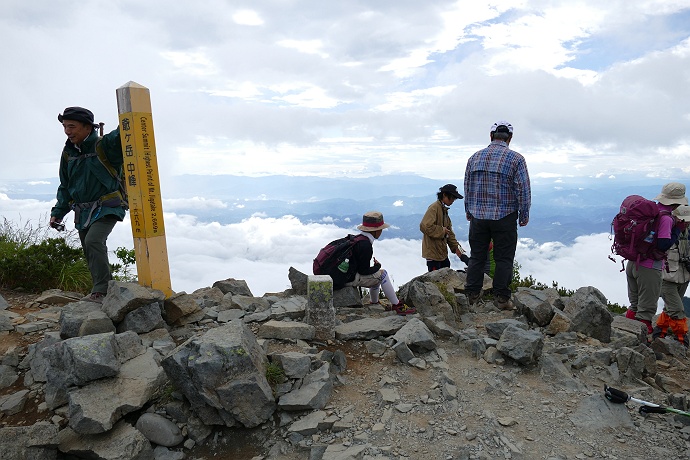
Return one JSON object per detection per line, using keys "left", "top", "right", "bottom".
{"left": 332, "top": 211, "right": 415, "bottom": 316}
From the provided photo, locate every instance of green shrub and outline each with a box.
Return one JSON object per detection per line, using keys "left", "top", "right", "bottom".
{"left": 0, "top": 217, "right": 136, "bottom": 293}
{"left": 265, "top": 362, "right": 286, "bottom": 385}
{"left": 58, "top": 258, "right": 93, "bottom": 293}
{"left": 0, "top": 237, "right": 87, "bottom": 292}
{"left": 111, "top": 246, "right": 137, "bottom": 282}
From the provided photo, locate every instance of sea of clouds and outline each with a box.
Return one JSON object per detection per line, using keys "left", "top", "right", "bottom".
{"left": 1, "top": 193, "right": 629, "bottom": 306}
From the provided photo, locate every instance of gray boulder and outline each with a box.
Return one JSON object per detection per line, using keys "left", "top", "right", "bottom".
{"left": 21, "top": 332, "right": 61, "bottom": 383}
{"left": 0, "top": 389, "right": 29, "bottom": 415}
{"left": 0, "top": 364, "right": 18, "bottom": 389}
{"left": 162, "top": 320, "right": 276, "bottom": 428}
{"left": 163, "top": 292, "right": 201, "bottom": 324}
{"left": 288, "top": 266, "right": 309, "bottom": 295}
{"left": 135, "top": 412, "right": 184, "bottom": 447}
{"left": 58, "top": 420, "right": 153, "bottom": 460}
{"left": 258, "top": 320, "right": 315, "bottom": 340}
{"left": 496, "top": 325, "right": 544, "bottom": 364}
{"left": 615, "top": 347, "right": 647, "bottom": 380}
{"left": 392, "top": 318, "right": 437, "bottom": 352}
{"left": 401, "top": 280, "right": 457, "bottom": 327}
{"left": 35, "top": 289, "right": 81, "bottom": 305}
{"left": 0, "top": 311, "right": 14, "bottom": 331}
{"left": 272, "top": 352, "right": 312, "bottom": 378}
{"left": 514, "top": 288, "right": 555, "bottom": 327}
{"left": 102, "top": 281, "right": 166, "bottom": 323}
{"left": 544, "top": 309, "right": 571, "bottom": 336}
{"left": 68, "top": 348, "right": 167, "bottom": 434}
{"left": 333, "top": 286, "right": 362, "bottom": 308}
{"left": 43, "top": 332, "right": 121, "bottom": 409}
{"left": 611, "top": 315, "right": 647, "bottom": 343}
{"left": 563, "top": 287, "right": 613, "bottom": 342}
{"left": 213, "top": 278, "right": 253, "bottom": 296}
{"left": 335, "top": 315, "right": 409, "bottom": 340}
{"left": 279, "top": 364, "right": 333, "bottom": 411}
{"left": 59, "top": 301, "right": 114, "bottom": 339}
{"left": 539, "top": 354, "right": 584, "bottom": 391}
{"left": 0, "top": 422, "right": 59, "bottom": 460}
{"left": 269, "top": 296, "right": 307, "bottom": 320}
{"left": 117, "top": 302, "right": 166, "bottom": 334}
{"left": 484, "top": 318, "right": 528, "bottom": 340}
{"left": 225, "top": 295, "right": 270, "bottom": 312}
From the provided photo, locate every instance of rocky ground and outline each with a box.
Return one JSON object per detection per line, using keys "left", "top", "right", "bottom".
{"left": 1, "top": 280, "right": 690, "bottom": 460}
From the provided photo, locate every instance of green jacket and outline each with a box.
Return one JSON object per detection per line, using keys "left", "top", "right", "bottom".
{"left": 51, "top": 128, "right": 126, "bottom": 230}
{"left": 420, "top": 199, "right": 462, "bottom": 261}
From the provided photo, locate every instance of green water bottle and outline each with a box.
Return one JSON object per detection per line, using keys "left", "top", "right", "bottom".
{"left": 337, "top": 258, "right": 350, "bottom": 273}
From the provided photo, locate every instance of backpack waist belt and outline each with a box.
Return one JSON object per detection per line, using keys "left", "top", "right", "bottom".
{"left": 70, "top": 191, "right": 124, "bottom": 228}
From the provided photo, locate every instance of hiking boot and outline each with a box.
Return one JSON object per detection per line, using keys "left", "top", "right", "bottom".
{"left": 466, "top": 292, "right": 480, "bottom": 305}
{"left": 393, "top": 302, "right": 416, "bottom": 316}
{"left": 624, "top": 308, "right": 637, "bottom": 320}
{"left": 676, "top": 334, "right": 689, "bottom": 348}
{"left": 82, "top": 292, "right": 106, "bottom": 304}
{"left": 651, "top": 326, "right": 666, "bottom": 341}
{"left": 493, "top": 296, "right": 514, "bottom": 311}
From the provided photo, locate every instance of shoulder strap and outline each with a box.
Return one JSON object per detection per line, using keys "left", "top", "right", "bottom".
{"left": 62, "top": 137, "right": 129, "bottom": 209}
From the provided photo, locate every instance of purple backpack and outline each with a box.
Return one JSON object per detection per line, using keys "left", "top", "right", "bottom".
{"left": 313, "top": 234, "right": 368, "bottom": 276}
{"left": 611, "top": 195, "right": 668, "bottom": 268}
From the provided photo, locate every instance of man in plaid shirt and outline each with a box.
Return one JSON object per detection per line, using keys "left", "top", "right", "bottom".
{"left": 463, "top": 120, "right": 531, "bottom": 310}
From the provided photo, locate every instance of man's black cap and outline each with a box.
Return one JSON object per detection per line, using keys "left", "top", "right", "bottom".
{"left": 58, "top": 107, "right": 95, "bottom": 125}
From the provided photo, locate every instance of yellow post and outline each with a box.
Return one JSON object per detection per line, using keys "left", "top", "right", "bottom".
{"left": 116, "top": 81, "right": 172, "bottom": 297}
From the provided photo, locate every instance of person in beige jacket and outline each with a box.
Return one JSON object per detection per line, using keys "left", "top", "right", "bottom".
{"left": 420, "top": 184, "right": 469, "bottom": 271}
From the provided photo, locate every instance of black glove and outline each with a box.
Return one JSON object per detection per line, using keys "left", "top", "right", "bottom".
{"left": 460, "top": 253, "right": 470, "bottom": 265}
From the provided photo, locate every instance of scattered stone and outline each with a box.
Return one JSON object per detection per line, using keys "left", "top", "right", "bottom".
{"left": 135, "top": 412, "right": 185, "bottom": 447}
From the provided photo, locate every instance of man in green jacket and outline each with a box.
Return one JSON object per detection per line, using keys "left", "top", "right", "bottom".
{"left": 420, "top": 184, "right": 469, "bottom": 271}
{"left": 50, "top": 107, "right": 126, "bottom": 303}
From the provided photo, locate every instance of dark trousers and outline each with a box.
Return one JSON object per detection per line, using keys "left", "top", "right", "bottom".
{"left": 78, "top": 215, "right": 118, "bottom": 294}
{"left": 465, "top": 212, "right": 518, "bottom": 299}
{"left": 426, "top": 258, "right": 451, "bottom": 272}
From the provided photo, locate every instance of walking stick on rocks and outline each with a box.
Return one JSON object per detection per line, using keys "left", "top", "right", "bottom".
{"left": 604, "top": 385, "right": 690, "bottom": 417}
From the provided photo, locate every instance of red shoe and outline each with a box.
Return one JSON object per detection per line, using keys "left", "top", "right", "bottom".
{"left": 624, "top": 309, "right": 637, "bottom": 320}
{"left": 393, "top": 302, "right": 416, "bottom": 316}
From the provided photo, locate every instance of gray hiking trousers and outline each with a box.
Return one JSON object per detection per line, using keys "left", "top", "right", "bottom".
{"left": 78, "top": 215, "right": 118, "bottom": 294}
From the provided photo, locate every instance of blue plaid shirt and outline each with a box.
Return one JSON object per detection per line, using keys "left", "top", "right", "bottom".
{"left": 464, "top": 140, "right": 531, "bottom": 223}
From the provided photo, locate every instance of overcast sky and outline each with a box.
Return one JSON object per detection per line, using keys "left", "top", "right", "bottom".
{"left": 2, "top": 1, "right": 690, "bottom": 182}
{"left": 1, "top": 1, "right": 688, "bottom": 306}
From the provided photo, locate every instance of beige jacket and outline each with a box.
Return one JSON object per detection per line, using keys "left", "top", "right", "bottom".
{"left": 663, "top": 230, "right": 690, "bottom": 284}
{"left": 420, "top": 200, "right": 464, "bottom": 261}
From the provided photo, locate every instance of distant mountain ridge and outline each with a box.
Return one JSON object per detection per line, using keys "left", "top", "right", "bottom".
{"left": 4, "top": 173, "right": 689, "bottom": 244}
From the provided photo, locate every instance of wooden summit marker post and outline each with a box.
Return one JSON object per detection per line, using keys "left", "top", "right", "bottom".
{"left": 116, "top": 81, "right": 172, "bottom": 297}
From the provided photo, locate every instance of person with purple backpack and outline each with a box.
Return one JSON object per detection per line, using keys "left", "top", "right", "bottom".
{"left": 624, "top": 182, "right": 687, "bottom": 335}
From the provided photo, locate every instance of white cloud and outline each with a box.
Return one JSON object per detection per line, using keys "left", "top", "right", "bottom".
{"left": 233, "top": 10, "right": 264, "bottom": 26}
{"left": 164, "top": 197, "right": 228, "bottom": 211}
{"left": 0, "top": 195, "right": 634, "bottom": 307}
{"left": 2, "top": 1, "right": 689, "bottom": 181}
{"left": 393, "top": 200, "right": 404, "bottom": 207}
{"left": 277, "top": 39, "right": 329, "bottom": 58}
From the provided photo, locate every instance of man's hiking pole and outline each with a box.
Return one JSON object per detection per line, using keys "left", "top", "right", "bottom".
{"left": 604, "top": 385, "right": 690, "bottom": 417}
